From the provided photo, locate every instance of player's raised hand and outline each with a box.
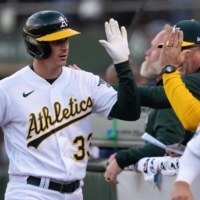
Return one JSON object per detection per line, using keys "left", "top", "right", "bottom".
{"left": 99, "top": 18, "right": 130, "bottom": 64}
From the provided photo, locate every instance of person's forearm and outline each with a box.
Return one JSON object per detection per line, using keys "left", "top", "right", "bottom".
{"left": 111, "top": 84, "right": 171, "bottom": 109}
{"left": 109, "top": 61, "right": 140, "bottom": 121}
{"left": 176, "top": 147, "right": 200, "bottom": 185}
{"left": 163, "top": 71, "right": 200, "bottom": 132}
{"left": 137, "top": 85, "right": 171, "bottom": 108}
{"left": 115, "top": 143, "right": 166, "bottom": 169}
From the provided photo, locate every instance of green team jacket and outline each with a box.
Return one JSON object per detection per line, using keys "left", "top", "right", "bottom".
{"left": 113, "top": 69, "right": 200, "bottom": 169}
{"left": 115, "top": 80, "right": 193, "bottom": 169}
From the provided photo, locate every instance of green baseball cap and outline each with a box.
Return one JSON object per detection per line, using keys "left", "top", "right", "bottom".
{"left": 158, "top": 19, "right": 200, "bottom": 48}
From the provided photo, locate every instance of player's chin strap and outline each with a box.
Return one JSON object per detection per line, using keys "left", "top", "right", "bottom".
{"left": 99, "top": 18, "right": 130, "bottom": 64}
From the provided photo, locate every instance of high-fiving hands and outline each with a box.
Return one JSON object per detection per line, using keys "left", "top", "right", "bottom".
{"left": 99, "top": 18, "right": 130, "bottom": 64}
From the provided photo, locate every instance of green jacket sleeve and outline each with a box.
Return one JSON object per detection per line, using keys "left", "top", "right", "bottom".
{"left": 112, "top": 71, "right": 200, "bottom": 109}
{"left": 112, "top": 84, "right": 170, "bottom": 108}
{"left": 137, "top": 86, "right": 169, "bottom": 108}
{"left": 109, "top": 61, "right": 141, "bottom": 121}
{"left": 115, "top": 107, "right": 187, "bottom": 169}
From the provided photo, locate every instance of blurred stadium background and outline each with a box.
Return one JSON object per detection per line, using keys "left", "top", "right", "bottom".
{"left": 0, "top": 0, "right": 200, "bottom": 199}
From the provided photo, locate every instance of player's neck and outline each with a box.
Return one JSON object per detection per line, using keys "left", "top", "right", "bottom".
{"left": 33, "top": 60, "right": 62, "bottom": 79}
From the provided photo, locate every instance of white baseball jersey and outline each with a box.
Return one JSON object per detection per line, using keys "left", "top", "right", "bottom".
{"left": 187, "top": 124, "right": 200, "bottom": 156}
{"left": 0, "top": 66, "right": 117, "bottom": 182}
{"left": 175, "top": 124, "right": 200, "bottom": 185}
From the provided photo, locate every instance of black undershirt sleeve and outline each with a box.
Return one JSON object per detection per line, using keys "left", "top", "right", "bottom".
{"left": 108, "top": 61, "right": 140, "bottom": 121}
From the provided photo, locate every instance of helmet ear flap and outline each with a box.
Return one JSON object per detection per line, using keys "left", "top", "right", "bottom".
{"left": 23, "top": 32, "right": 52, "bottom": 60}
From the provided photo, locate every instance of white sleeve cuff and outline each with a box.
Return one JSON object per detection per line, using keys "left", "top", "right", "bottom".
{"left": 176, "top": 147, "right": 200, "bottom": 185}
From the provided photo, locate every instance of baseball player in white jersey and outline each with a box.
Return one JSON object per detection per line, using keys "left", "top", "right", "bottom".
{"left": 0, "top": 10, "right": 140, "bottom": 200}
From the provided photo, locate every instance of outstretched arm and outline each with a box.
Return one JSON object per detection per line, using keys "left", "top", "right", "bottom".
{"left": 112, "top": 72, "right": 200, "bottom": 111}
{"left": 99, "top": 19, "right": 141, "bottom": 120}
{"left": 112, "top": 84, "right": 171, "bottom": 108}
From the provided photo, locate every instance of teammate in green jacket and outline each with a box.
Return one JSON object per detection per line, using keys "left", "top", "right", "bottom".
{"left": 105, "top": 23, "right": 195, "bottom": 184}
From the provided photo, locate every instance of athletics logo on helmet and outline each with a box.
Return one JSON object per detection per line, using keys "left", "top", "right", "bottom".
{"left": 158, "top": 19, "right": 200, "bottom": 48}
{"left": 59, "top": 17, "right": 69, "bottom": 28}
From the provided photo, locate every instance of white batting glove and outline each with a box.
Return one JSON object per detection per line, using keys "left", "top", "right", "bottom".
{"left": 99, "top": 18, "right": 130, "bottom": 64}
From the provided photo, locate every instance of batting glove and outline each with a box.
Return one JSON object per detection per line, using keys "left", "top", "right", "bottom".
{"left": 99, "top": 18, "right": 130, "bottom": 64}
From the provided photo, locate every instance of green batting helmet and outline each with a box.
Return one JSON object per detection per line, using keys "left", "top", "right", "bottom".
{"left": 23, "top": 10, "right": 80, "bottom": 60}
